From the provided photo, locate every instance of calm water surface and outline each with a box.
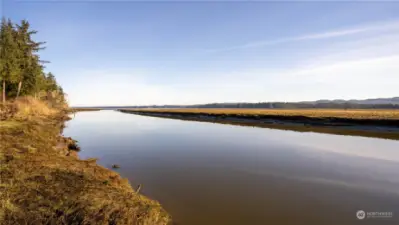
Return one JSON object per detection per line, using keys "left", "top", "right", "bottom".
{"left": 64, "top": 110, "right": 399, "bottom": 225}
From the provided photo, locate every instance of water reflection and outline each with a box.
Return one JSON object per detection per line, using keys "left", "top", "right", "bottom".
{"left": 64, "top": 110, "right": 399, "bottom": 225}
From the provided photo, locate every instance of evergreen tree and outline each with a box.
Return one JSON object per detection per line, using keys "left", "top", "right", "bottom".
{"left": 45, "top": 72, "right": 58, "bottom": 91}
{"left": 0, "top": 18, "right": 21, "bottom": 103}
{"left": 0, "top": 17, "right": 65, "bottom": 105}
{"left": 15, "top": 19, "right": 45, "bottom": 97}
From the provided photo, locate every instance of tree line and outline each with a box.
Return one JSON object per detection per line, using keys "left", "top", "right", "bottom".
{"left": 0, "top": 17, "right": 65, "bottom": 104}
{"left": 123, "top": 101, "right": 399, "bottom": 109}
{"left": 189, "top": 102, "right": 399, "bottom": 109}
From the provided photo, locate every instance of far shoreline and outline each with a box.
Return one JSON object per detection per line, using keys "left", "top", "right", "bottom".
{"left": 118, "top": 109, "right": 399, "bottom": 141}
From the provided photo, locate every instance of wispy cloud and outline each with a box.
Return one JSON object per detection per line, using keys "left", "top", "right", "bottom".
{"left": 205, "top": 20, "right": 399, "bottom": 53}
{"left": 296, "top": 28, "right": 369, "bottom": 40}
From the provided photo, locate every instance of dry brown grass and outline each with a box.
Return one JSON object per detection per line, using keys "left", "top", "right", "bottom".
{"left": 71, "top": 108, "right": 102, "bottom": 112}
{"left": 0, "top": 104, "right": 170, "bottom": 224}
{"left": 13, "top": 96, "right": 58, "bottom": 120}
{"left": 126, "top": 108, "right": 399, "bottom": 120}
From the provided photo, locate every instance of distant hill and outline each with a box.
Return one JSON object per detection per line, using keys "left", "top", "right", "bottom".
{"left": 74, "top": 97, "right": 399, "bottom": 109}
{"left": 301, "top": 97, "right": 399, "bottom": 105}
{"left": 182, "top": 97, "right": 399, "bottom": 109}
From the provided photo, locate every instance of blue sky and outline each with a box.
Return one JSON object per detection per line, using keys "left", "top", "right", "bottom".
{"left": 2, "top": 1, "right": 399, "bottom": 106}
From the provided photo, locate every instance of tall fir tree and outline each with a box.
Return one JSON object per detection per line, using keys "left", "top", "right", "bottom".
{"left": 15, "top": 19, "right": 45, "bottom": 97}
{"left": 0, "top": 18, "right": 21, "bottom": 103}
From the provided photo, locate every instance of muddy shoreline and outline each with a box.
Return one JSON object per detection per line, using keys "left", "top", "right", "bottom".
{"left": 119, "top": 109, "right": 399, "bottom": 140}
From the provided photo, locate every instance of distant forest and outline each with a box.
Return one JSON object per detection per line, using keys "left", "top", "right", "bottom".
{"left": 189, "top": 102, "right": 399, "bottom": 109}
{"left": 108, "top": 97, "right": 399, "bottom": 109}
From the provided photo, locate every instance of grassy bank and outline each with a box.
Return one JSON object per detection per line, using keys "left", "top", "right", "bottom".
{"left": 70, "top": 107, "right": 103, "bottom": 112}
{"left": 121, "top": 108, "right": 399, "bottom": 120}
{"left": 0, "top": 98, "right": 170, "bottom": 225}
{"left": 119, "top": 108, "right": 399, "bottom": 140}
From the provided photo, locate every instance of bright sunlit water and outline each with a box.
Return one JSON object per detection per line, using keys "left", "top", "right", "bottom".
{"left": 64, "top": 110, "right": 399, "bottom": 225}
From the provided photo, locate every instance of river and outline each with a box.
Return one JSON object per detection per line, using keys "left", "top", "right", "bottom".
{"left": 64, "top": 110, "right": 399, "bottom": 225}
